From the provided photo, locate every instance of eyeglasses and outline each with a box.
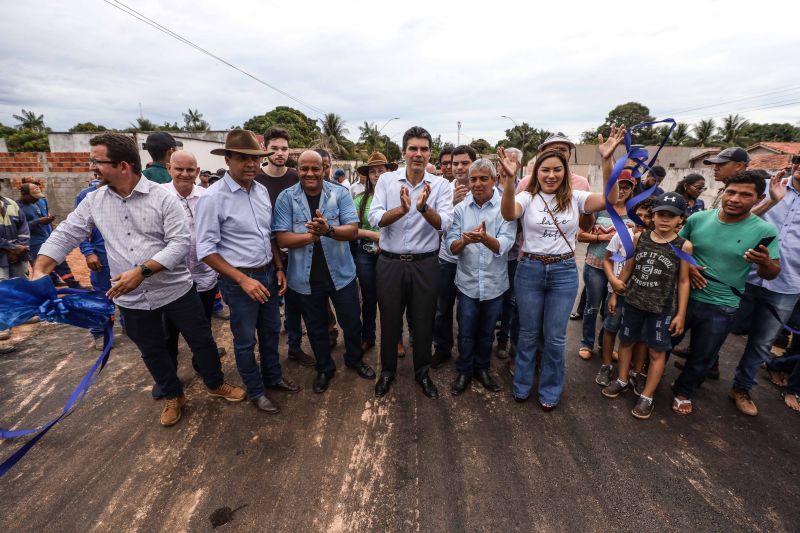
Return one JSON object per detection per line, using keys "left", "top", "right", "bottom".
{"left": 690, "top": 184, "right": 707, "bottom": 191}
{"left": 88, "top": 159, "right": 118, "bottom": 167}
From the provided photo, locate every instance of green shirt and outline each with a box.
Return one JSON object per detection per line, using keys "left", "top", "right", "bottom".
{"left": 353, "top": 193, "right": 379, "bottom": 234}
{"left": 679, "top": 209, "right": 780, "bottom": 308}
{"left": 142, "top": 162, "right": 172, "bottom": 184}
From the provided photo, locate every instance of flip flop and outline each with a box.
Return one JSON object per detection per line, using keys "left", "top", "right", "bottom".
{"left": 783, "top": 392, "right": 800, "bottom": 413}
{"left": 672, "top": 396, "right": 693, "bottom": 415}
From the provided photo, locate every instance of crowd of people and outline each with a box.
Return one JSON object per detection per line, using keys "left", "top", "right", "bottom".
{"left": 0, "top": 124, "right": 797, "bottom": 427}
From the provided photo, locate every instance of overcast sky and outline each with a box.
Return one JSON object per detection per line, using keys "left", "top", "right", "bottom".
{"left": 1, "top": 0, "right": 798, "bottom": 146}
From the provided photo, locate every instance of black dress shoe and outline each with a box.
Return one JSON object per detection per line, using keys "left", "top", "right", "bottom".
{"left": 252, "top": 395, "right": 280, "bottom": 414}
{"left": 513, "top": 394, "right": 527, "bottom": 403}
{"left": 451, "top": 374, "right": 471, "bottom": 396}
{"left": 417, "top": 374, "right": 439, "bottom": 399}
{"left": 347, "top": 362, "right": 376, "bottom": 380}
{"left": 288, "top": 348, "right": 315, "bottom": 367}
{"left": 475, "top": 369, "right": 501, "bottom": 392}
{"left": 313, "top": 372, "right": 332, "bottom": 393}
{"left": 360, "top": 340, "right": 375, "bottom": 351}
{"left": 268, "top": 377, "right": 301, "bottom": 393}
{"left": 374, "top": 376, "right": 393, "bottom": 397}
{"left": 431, "top": 351, "right": 452, "bottom": 369}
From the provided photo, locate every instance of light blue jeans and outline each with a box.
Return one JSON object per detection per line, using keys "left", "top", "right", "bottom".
{"left": 513, "top": 256, "right": 579, "bottom": 405}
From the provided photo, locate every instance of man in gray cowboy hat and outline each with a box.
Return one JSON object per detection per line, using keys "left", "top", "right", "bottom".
{"left": 196, "top": 129, "right": 299, "bottom": 414}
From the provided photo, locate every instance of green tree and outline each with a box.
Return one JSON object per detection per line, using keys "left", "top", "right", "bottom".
{"left": 592, "top": 102, "right": 655, "bottom": 144}
{"left": 69, "top": 122, "right": 109, "bottom": 133}
{"left": 158, "top": 121, "right": 181, "bottom": 132}
{"left": 740, "top": 122, "right": 800, "bottom": 143}
{"left": 182, "top": 109, "right": 209, "bottom": 131}
{"left": 469, "top": 138, "right": 492, "bottom": 154}
{"left": 127, "top": 117, "right": 158, "bottom": 131}
{"left": 385, "top": 139, "right": 402, "bottom": 162}
{"left": 12, "top": 109, "right": 47, "bottom": 132}
{"left": 0, "top": 122, "right": 16, "bottom": 137}
{"left": 7, "top": 129, "right": 50, "bottom": 152}
{"left": 496, "top": 123, "right": 551, "bottom": 165}
{"left": 358, "top": 121, "right": 382, "bottom": 155}
{"left": 691, "top": 119, "right": 718, "bottom": 147}
{"left": 243, "top": 106, "right": 321, "bottom": 147}
{"left": 314, "top": 113, "right": 350, "bottom": 158}
{"left": 669, "top": 122, "right": 691, "bottom": 146}
{"left": 718, "top": 114, "right": 749, "bottom": 146}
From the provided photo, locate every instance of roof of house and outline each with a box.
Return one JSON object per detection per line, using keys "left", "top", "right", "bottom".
{"left": 748, "top": 154, "right": 792, "bottom": 171}
{"left": 745, "top": 142, "right": 800, "bottom": 155}
{"left": 688, "top": 148, "right": 721, "bottom": 163}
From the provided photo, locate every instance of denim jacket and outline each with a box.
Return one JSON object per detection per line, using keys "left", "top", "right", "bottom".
{"left": 272, "top": 181, "right": 359, "bottom": 295}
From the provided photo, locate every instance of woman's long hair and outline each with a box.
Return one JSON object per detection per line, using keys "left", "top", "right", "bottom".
{"left": 356, "top": 169, "right": 378, "bottom": 224}
{"left": 525, "top": 150, "right": 573, "bottom": 212}
{"left": 674, "top": 173, "right": 705, "bottom": 199}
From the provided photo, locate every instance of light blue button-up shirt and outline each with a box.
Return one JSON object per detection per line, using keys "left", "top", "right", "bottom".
{"left": 368, "top": 169, "right": 453, "bottom": 254}
{"left": 195, "top": 173, "right": 273, "bottom": 269}
{"left": 748, "top": 179, "right": 800, "bottom": 294}
{"left": 445, "top": 189, "right": 517, "bottom": 301}
{"left": 272, "top": 180, "right": 359, "bottom": 295}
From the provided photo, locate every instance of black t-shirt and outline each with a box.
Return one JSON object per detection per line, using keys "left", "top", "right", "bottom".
{"left": 305, "top": 193, "right": 333, "bottom": 286}
{"left": 255, "top": 167, "right": 299, "bottom": 211}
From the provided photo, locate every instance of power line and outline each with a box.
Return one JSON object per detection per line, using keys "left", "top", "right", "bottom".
{"left": 675, "top": 97, "right": 800, "bottom": 124}
{"left": 658, "top": 85, "right": 800, "bottom": 117}
{"left": 103, "top": 0, "right": 327, "bottom": 117}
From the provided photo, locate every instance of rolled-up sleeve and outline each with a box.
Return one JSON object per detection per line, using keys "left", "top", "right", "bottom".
{"left": 434, "top": 179, "right": 454, "bottom": 232}
{"left": 495, "top": 218, "right": 517, "bottom": 257}
{"left": 38, "top": 200, "right": 93, "bottom": 263}
{"left": 271, "top": 190, "right": 293, "bottom": 233}
{"left": 368, "top": 174, "right": 389, "bottom": 228}
{"left": 151, "top": 194, "right": 190, "bottom": 270}
{"left": 444, "top": 203, "right": 464, "bottom": 256}
{"left": 195, "top": 193, "right": 221, "bottom": 261}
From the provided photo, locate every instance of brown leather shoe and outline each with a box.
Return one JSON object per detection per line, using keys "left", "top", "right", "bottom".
{"left": 729, "top": 388, "right": 758, "bottom": 416}
{"left": 160, "top": 395, "right": 187, "bottom": 426}
{"left": 207, "top": 382, "right": 246, "bottom": 402}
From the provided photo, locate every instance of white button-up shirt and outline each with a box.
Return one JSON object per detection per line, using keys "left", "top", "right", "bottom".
{"left": 162, "top": 181, "right": 219, "bottom": 292}
{"left": 39, "top": 176, "right": 193, "bottom": 310}
{"left": 368, "top": 169, "right": 454, "bottom": 254}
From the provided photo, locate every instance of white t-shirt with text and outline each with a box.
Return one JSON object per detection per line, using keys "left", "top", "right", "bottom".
{"left": 515, "top": 189, "right": 591, "bottom": 255}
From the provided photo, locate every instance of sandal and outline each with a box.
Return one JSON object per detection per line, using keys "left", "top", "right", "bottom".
{"left": 765, "top": 368, "right": 788, "bottom": 388}
{"left": 672, "top": 396, "right": 693, "bottom": 415}
{"left": 578, "top": 347, "right": 592, "bottom": 361}
{"left": 783, "top": 392, "right": 800, "bottom": 413}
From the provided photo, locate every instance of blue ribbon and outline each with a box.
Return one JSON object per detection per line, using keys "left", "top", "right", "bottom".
{"left": 0, "top": 277, "right": 115, "bottom": 478}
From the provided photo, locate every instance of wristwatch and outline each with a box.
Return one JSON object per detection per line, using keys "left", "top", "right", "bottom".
{"left": 417, "top": 203, "right": 429, "bottom": 214}
{"left": 139, "top": 264, "right": 154, "bottom": 278}
{"left": 325, "top": 226, "right": 336, "bottom": 238}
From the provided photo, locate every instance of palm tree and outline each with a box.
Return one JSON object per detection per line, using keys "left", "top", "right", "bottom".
{"left": 182, "top": 108, "right": 209, "bottom": 131}
{"left": 358, "top": 121, "right": 382, "bottom": 155}
{"left": 718, "top": 114, "right": 749, "bottom": 146}
{"left": 314, "top": 113, "right": 350, "bottom": 158}
{"left": 12, "top": 109, "right": 46, "bottom": 132}
{"left": 669, "top": 122, "right": 691, "bottom": 146}
{"left": 691, "top": 119, "right": 717, "bottom": 147}
{"left": 128, "top": 117, "right": 158, "bottom": 131}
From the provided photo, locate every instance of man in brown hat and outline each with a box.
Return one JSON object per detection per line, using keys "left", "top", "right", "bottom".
{"left": 196, "top": 129, "right": 299, "bottom": 414}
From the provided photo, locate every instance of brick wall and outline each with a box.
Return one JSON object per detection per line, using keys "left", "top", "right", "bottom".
{"left": 0, "top": 152, "right": 94, "bottom": 221}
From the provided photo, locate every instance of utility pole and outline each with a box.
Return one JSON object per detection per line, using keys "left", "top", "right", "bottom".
{"left": 457, "top": 121, "right": 462, "bottom": 146}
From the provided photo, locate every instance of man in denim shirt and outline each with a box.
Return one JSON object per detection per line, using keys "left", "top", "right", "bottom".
{"left": 273, "top": 150, "right": 375, "bottom": 393}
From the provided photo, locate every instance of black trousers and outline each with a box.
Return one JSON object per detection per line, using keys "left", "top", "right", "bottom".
{"left": 376, "top": 255, "right": 438, "bottom": 379}
{"left": 164, "top": 283, "right": 218, "bottom": 364}
{"left": 120, "top": 287, "right": 224, "bottom": 399}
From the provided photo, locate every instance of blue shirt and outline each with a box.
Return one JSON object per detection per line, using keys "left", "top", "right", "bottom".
{"left": 272, "top": 180, "right": 359, "bottom": 295}
{"left": 20, "top": 198, "right": 52, "bottom": 246}
{"left": 687, "top": 197, "right": 705, "bottom": 216}
{"left": 748, "top": 180, "right": 800, "bottom": 295}
{"left": 445, "top": 189, "right": 517, "bottom": 301}
{"left": 195, "top": 173, "right": 274, "bottom": 269}
{"left": 75, "top": 184, "right": 106, "bottom": 257}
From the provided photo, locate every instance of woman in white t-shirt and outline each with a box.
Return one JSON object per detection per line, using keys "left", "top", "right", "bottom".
{"left": 498, "top": 126, "right": 624, "bottom": 410}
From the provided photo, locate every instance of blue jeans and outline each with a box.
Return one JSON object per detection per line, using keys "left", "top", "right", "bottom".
{"left": 581, "top": 264, "right": 607, "bottom": 349}
{"left": 294, "top": 278, "right": 364, "bottom": 375}
{"left": 218, "top": 267, "right": 282, "bottom": 400}
{"left": 355, "top": 246, "right": 378, "bottom": 344}
{"left": 433, "top": 259, "right": 458, "bottom": 355}
{"left": 88, "top": 252, "right": 112, "bottom": 338}
{"left": 672, "top": 299, "right": 738, "bottom": 399}
{"left": 497, "top": 259, "right": 519, "bottom": 346}
{"left": 456, "top": 291, "right": 504, "bottom": 375}
{"left": 733, "top": 286, "right": 799, "bottom": 392}
{"left": 513, "top": 257, "right": 579, "bottom": 404}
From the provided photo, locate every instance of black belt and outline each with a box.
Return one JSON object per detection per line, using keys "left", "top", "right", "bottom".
{"left": 236, "top": 263, "right": 271, "bottom": 274}
{"left": 381, "top": 251, "right": 437, "bottom": 262}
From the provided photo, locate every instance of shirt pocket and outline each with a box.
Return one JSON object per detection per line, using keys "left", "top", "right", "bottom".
{"left": 292, "top": 212, "right": 308, "bottom": 233}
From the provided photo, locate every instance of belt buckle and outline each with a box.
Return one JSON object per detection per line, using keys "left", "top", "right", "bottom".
{"left": 363, "top": 242, "right": 375, "bottom": 253}
{"left": 399, "top": 254, "right": 414, "bottom": 262}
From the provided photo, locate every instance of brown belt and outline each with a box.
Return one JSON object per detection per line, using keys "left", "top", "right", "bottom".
{"left": 522, "top": 252, "right": 575, "bottom": 265}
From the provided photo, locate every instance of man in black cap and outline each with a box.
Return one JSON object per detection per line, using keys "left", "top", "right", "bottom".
{"left": 641, "top": 165, "right": 666, "bottom": 196}
{"left": 704, "top": 147, "right": 750, "bottom": 209}
{"left": 143, "top": 132, "right": 183, "bottom": 184}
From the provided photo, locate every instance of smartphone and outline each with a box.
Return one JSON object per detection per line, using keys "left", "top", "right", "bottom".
{"left": 756, "top": 236, "right": 775, "bottom": 249}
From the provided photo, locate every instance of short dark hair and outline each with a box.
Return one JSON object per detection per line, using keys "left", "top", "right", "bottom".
{"left": 650, "top": 165, "right": 667, "bottom": 178}
{"left": 263, "top": 127, "right": 290, "bottom": 145}
{"left": 452, "top": 145, "right": 477, "bottom": 162}
{"left": 724, "top": 170, "right": 767, "bottom": 196}
{"left": 634, "top": 197, "right": 656, "bottom": 212}
{"left": 90, "top": 133, "right": 142, "bottom": 174}
{"left": 315, "top": 148, "right": 330, "bottom": 160}
{"left": 402, "top": 126, "right": 433, "bottom": 151}
{"left": 439, "top": 145, "right": 454, "bottom": 161}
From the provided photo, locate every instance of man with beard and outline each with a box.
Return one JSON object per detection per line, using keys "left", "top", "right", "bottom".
{"left": 254, "top": 127, "right": 314, "bottom": 367}
{"left": 369, "top": 126, "right": 454, "bottom": 399}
